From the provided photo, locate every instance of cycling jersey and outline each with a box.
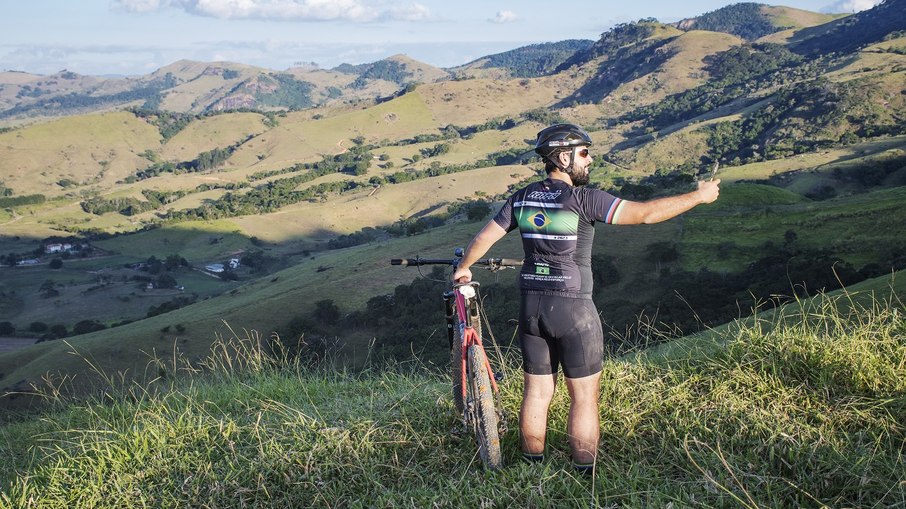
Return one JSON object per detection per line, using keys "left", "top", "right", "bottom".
{"left": 493, "top": 178, "right": 624, "bottom": 298}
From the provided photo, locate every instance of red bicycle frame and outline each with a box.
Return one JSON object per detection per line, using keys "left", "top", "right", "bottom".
{"left": 453, "top": 284, "right": 499, "bottom": 403}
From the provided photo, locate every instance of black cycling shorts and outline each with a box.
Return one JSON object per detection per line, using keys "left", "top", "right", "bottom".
{"left": 518, "top": 294, "right": 604, "bottom": 379}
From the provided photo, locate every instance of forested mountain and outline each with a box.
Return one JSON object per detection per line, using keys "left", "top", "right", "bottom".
{"left": 790, "top": 0, "right": 906, "bottom": 54}
{"left": 451, "top": 40, "right": 594, "bottom": 78}
{"left": 675, "top": 2, "right": 785, "bottom": 40}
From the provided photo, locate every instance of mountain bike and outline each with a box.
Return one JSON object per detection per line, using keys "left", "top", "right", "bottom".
{"left": 391, "top": 249, "right": 520, "bottom": 469}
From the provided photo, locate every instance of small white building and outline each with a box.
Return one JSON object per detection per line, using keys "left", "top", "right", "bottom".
{"left": 205, "top": 263, "right": 225, "bottom": 273}
{"left": 45, "top": 243, "right": 73, "bottom": 254}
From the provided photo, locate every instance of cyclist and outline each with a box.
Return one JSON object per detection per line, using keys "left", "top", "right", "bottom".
{"left": 452, "top": 123, "right": 720, "bottom": 473}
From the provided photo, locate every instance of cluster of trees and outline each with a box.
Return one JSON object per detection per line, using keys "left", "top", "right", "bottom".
{"left": 129, "top": 107, "right": 281, "bottom": 141}
{"left": 556, "top": 19, "right": 658, "bottom": 71}
{"left": 707, "top": 78, "right": 906, "bottom": 164}
{"left": 681, "top": 2, "right": 783, "bottom": 41}
{"left": 299, "top": 144, "right": 373, "bottom": 176}
{"left": 0, "top": 193, "right": 45, "bottom": 208}
{"left": 420, "top": 143, "right": 452, "bottom": 158}
{"left": 124, "top": 140, "right": 248, "bottom": 184}
{"left": 790, "top": 0, "right": 903, "bottom": 56}
{"left": 478, "top": 40, "right": 594, "bottom": 78}
{"left": 129, "top": 107, "right": 194, "bottom": 141}
{"left": 346, "top": 60, "right": 411, "bottom": 89}
{"left": 704, "top": 43, "right": 803, "bottom": 85}
{"left": 146, "top": 296, "right": 196, "bottom": 318}
{"left": 161, "top": 175, "right": 361, "bottom": 223}
{"left": 618, "top": 44, "right": 816, "bottom": 131}
{"left": 0, "top": 320, "right": 69, "bottom": 340}
{"left": 254, "top": 73, "right": 315, "bottom": 110}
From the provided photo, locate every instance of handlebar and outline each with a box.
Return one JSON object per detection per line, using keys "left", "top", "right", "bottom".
{"left": 391, "top": 256, "right": 521, "bottom": 270}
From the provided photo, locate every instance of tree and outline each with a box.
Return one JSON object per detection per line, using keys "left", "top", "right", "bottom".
{"left": 465, "top": 200, "right": 492, "bottom": 221}
{"left": 29, "top": 322, "right": 48, "bottom": 333}
{"left": 40, "top": 280, "right": 59, "bottom": 298}
{"left": 0, "top": 321, "right": 14, "bottom": 335}
{"left": 49, "top": 324, "right": 68, "bottom": 338}
{"left": 315, "top": 299, "right": 341, "bottom": 326}
{"left": 73, "top": 320, "right": 106, "bottom": 335}
{"left": 157, "top": 273, "right": 178, "bottom": 289}
{"left": 49, "top": 258, "right": 63, "bottom": 269}
{"left": 165, "top": 254, "right": 187, "bottom": 271}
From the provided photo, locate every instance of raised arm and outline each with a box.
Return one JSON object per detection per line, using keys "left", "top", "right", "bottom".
{"left": 451, "top": 220, "right": 508, "bottom": 282}
{"left": 614, "top": 180, "right": 720, "bottom": 225}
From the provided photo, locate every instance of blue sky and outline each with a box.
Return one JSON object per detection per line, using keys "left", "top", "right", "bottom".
{"left": 0, "top": 0, "right": 883, "bottom": 77}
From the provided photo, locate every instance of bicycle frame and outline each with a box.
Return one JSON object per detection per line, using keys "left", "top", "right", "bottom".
{"left": 449, "top": 282, "right": 499, "bottom": 414}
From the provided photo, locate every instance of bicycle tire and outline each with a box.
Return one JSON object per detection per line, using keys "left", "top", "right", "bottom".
{"left": 467, "top": 344, "right": 502, "bottom": 469}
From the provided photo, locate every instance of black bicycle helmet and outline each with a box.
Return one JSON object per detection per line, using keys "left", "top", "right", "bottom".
{"left": 533, "top": 123, "right": 593, "bottom": 158}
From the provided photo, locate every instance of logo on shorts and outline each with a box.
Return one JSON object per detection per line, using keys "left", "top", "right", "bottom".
{"left": 535, "top": 265, "right": 550, "bottom": 275}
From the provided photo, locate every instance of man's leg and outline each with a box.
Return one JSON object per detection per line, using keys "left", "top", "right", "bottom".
{"left": 520, "top": 372, "right": 556, "bottom": 458}
{"left": 564, "top": 371, "right": 602, "bottom": 465}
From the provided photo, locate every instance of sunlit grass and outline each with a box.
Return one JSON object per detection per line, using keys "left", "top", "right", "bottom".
{"left": 1, "top": 291, "right": 903, "bottom": 507}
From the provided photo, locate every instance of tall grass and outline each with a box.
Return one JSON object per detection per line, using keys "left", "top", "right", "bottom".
{"left": 1, "top": 293, "right": 904, "bottom": 508}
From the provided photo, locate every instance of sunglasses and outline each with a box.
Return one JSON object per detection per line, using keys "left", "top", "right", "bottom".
{"left": 576, "top": 148, "right": 590, "bottom": 158}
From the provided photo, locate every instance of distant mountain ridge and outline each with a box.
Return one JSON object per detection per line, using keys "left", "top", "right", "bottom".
{"left": 0, "top": 1, "right": 900, "bottom": 128}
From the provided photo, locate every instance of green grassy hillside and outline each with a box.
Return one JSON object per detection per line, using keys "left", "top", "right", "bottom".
{"left": 1, "top": 285, "right": 902, "bottom": 507}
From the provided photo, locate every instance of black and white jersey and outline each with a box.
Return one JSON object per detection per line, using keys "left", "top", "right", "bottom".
{"left": 493, "top": 178, "right": 625, "bottom": 298}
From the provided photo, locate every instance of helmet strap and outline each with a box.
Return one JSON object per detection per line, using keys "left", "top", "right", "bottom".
{"left": 546, "top": 149, "right": 575, "bottom": 172}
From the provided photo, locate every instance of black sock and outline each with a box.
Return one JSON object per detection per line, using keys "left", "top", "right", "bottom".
{"left": 572, "top": 461, "right": 594, "bottom": 475}
{"left": 522, "top": 452, "right": 544, "bottom": 463}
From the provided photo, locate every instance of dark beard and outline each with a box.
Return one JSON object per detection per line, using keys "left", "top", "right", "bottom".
{"left": 567, "top": 167, "right": 589, "bottom": 186}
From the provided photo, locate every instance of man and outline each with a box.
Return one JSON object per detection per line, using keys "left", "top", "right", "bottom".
{"left": 451, "top": 123, "right": 720, "bottom": 473}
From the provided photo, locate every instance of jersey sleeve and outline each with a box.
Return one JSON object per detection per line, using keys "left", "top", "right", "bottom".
{"left": 492, "top": 194, "right": 518, "bottom": 232}
{"left": 584, "top": 188, "right": 625, "bottom": 224}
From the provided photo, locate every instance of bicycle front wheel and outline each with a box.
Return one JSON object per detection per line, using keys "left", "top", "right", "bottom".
{"left": 467, "top": 344, "right": 502, "bottom": 470}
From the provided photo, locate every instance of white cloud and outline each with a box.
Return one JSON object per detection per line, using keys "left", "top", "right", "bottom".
{"left": 822, "top": 0, "right": 883, "bottom": 13}
{"left": 114, "top": 0, "right": 173, "bottom": 13}
{"left": 387, "top": 3, "right": 431, "bottom": 22}
{"left": 113, "top": 0, "right": 432, "bottom": 22}
{"left": 489, "top": 10, "right": 518, "bottom": 24}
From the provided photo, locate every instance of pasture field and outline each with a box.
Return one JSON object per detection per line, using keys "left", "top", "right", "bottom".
{"left": 0, "top": 111, "right": 159, "bottom": 196}
{"left": 159, "top": 111, "right": 269, "bottom": 162}
{"left": 680, "top": 185, "right": 906, "bottom": 271}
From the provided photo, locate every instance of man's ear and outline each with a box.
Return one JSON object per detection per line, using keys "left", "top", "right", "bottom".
{"left": 557, "top": 150, "right": 570, "bottom": 166}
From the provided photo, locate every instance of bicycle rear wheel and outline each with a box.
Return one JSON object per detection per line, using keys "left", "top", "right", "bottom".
{"left": 467, "top": 344, "right": 502, "bottom": 469}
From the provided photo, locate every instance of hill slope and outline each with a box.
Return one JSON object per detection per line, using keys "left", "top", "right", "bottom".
{"left": 1, "top": 289, "right": 903, "bottom": 507}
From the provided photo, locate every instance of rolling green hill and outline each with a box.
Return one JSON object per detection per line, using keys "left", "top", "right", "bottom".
{"left": 1, "top": 1, "right": 906, "bottom": 410}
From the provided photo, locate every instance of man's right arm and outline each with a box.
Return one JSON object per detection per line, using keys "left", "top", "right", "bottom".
{"left": 613, "top": 180, "right": 720, "bottom": 225}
